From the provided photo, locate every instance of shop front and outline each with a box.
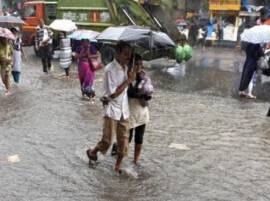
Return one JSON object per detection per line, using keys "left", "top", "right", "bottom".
{"left": 208, "top": 0, "right": 241, "bottom": 42}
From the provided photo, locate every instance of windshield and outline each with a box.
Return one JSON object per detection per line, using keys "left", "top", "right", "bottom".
{"left": 24, "top": 5, "right": 36, "bottom": 18}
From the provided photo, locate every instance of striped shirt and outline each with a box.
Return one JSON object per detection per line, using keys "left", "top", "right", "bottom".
{"left": 35, "top": 25, "right": 53, "bottom": 47}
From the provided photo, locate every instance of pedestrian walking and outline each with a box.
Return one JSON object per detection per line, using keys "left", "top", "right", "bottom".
{"left": 188, "top": 22, "right": 198, "bottom": 47}
{"left": 35, "top": 19, "right": 53, "bottom": 73}
{"left": 59, "top": 32, "right": 72, "bottom": 79}
{"left": 86, "top": 41, "right": 136, "bottom": 172}
{"left": 10, "top": 27, "right": 25, "bottom": 84}
{"left": 238, "top": 43, "right": 264, "bottom": 98}
{"left": 127, "top": 54, "right": 153, "bottom": 165}
{"left": 111, "top": 54, "right": 153, "bottom": 165}
{"left": 0, "top": 37, "right": 13, "bottom": 95}
{"left": 216, "top": 21, "right": 224, "bottom": 41}
{"left": 197, "top": 26, "right": 207, "bottom": 50}
{"left": 75, "top": 39, "right": 101, "bottom": 99}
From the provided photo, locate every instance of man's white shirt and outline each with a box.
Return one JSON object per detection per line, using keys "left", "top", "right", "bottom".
{"left": 103, "top": 59, "right": 130, "bottom": 120}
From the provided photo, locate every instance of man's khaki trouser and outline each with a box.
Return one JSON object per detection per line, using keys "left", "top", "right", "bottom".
{"left": 96, "top": 116, "right": 129, "bottom": 157}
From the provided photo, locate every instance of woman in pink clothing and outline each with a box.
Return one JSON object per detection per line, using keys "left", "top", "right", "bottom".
{"left": 75, "top": 39, "right": 102, "bottom": 99}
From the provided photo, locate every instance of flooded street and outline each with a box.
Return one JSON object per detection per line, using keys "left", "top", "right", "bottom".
{"left": 1, "top": 47, "right": 270, "bottom": 201}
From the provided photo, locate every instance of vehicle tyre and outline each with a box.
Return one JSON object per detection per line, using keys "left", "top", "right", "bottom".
{"left": 100, "top": 45, "right": 115, "bottom": 65}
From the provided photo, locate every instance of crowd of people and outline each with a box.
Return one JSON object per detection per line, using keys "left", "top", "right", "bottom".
{"left": 1, "top": 15, "right": 269, "bottom": 172}
{"left": 17, "top": 20, "right": 153, "bottom": 172}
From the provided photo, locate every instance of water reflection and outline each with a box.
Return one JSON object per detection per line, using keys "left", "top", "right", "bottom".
{"left": 1, "top": 47, "right": 270, "bottom": 201}
{"left": 156, "top": 56, "right": 270, "bottom": 101}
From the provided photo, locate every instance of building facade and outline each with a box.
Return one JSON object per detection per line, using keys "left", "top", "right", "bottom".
{"left": 208, "top": 0, "right": 241, "bottom": 41}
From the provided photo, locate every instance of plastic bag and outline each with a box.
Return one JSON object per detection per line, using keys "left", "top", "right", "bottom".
{"left": 175, "top": 45, "right": 185, "bottom": 63}
{"left": 183, "top": 44, "right": 193, "bottom": 61}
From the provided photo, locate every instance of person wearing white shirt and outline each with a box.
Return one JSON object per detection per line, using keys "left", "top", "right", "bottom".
{"left": 86, "top": 42, "right": 136, "bottom": 172}
{"left": 35, "top": 19, "right": 53, "bottom": 73}
{"left": 197, "top": 26, "right": 206, "bottom": 50}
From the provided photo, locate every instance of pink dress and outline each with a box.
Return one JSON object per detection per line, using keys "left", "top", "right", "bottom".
{"left": 77, "top": 46, "right": 95, "bottom": 97}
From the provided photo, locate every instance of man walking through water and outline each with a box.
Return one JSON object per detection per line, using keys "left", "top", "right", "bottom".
{"left": 238, "top": 43, "right": 264, "bottom": 98}
{"left": 35, "top": 19, "right": 53, "bottom": 73}
{"left": 86, "top": 42, "right": 135, "bottom": 172}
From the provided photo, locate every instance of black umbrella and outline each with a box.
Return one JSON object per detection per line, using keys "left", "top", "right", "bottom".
{"left": 96, "top": 25, "right": 175, "bottom": 49}
{"left": 97, "top": 26, "right": 150, "bottom": 42}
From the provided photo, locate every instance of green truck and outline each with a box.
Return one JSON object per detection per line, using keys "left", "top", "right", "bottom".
{"left": 22, "top": 0, "right": 179, "bottom": 61}
{"left": 56, "top": 0, "right": 181, "bottom": 41}
{"left": 23, "top": 0, "right": 180, "bottom": 43}
{"left": 57, "top": 0, "right": 180, "bottom": 62}
{"left": 57, "top": 0, "right": 158, "bottom": 31}
{"left": 56, "top": 0, "right": 178, "bottom": 62}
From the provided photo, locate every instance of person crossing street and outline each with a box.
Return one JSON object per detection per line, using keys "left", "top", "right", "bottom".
{"left": 86, "top": 42, "right": 136, "bottom": 172}
{"left": 35, "top": 19, "right": 53, "bottom": 73}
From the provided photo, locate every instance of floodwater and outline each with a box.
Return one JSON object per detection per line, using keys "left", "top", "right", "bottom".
{"left": 1, "top": 47, "right": 270, "bottom": 201}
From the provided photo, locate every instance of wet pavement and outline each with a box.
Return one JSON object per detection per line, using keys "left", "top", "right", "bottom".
{"left": 1, "top": 46, "right": 270, "bottom": 201}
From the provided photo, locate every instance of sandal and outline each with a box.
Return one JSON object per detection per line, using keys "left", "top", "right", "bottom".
{"left": 86, "top": 149, "right": 98, "bottom": 161}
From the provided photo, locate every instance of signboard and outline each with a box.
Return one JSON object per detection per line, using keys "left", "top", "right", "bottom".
{"left": 209, "top": 0, "right": 241, "bottom": 11}
{"left": 62, "top": 11, "right": 88, "bottom": 22}
{"left": 62, "top": 11, "right": 111, "bottom": 23}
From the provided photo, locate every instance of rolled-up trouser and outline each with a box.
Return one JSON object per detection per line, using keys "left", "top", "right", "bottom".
{"left": 96, "top": 116, "right": 129, "bottom": 157}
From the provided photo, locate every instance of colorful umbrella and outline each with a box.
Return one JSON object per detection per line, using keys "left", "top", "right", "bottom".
{"left": 0, "top": 27, "right": 15, "bottom": 40}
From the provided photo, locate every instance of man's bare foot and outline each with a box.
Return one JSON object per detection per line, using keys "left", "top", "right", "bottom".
{"left": 246, "top": 94, "right": 256, "bottom": 99}
{"left": 4, "top": 90, "right": 11, "bottom": 96}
